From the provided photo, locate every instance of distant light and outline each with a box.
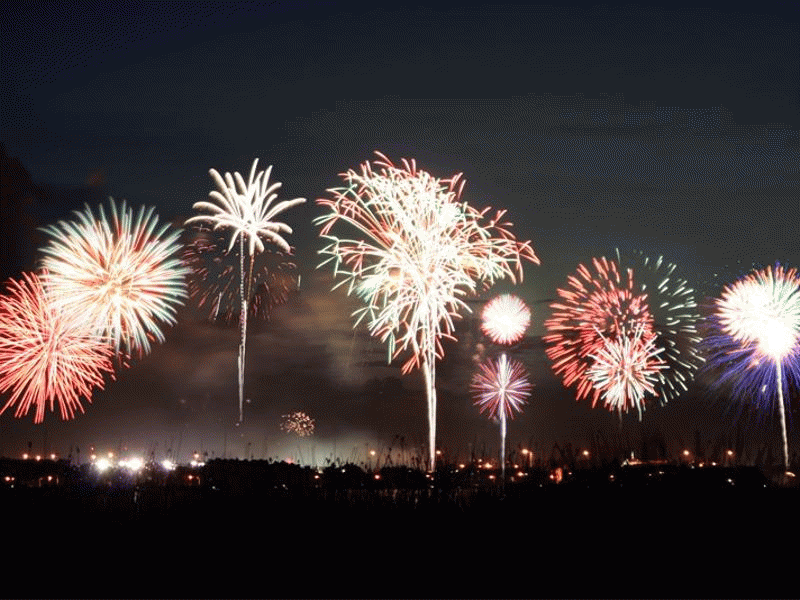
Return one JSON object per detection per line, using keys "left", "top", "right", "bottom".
{"left": 118, "top": 457, "right": 143, "bottom": 472}
{"left": 161, "top": 459, "right": 176, "bottom": 471}
{"left": 95, "top": 458, "right": 112, "bottom": 472}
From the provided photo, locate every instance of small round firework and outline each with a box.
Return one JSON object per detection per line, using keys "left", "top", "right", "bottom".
{"left": 480, "top": 294, "right": 531, "bottom": 345}
{"left": 281, "top": 411, "right": 316, "bottom": 437}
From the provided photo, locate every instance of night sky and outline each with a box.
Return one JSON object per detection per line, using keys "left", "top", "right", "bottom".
{"left": 2, "top": 1, "right": 798, "bottom": 465}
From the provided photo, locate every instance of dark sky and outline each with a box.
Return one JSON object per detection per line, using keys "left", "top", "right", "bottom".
{"left": 2, "top": 1, "right": 798, "bottom": 465}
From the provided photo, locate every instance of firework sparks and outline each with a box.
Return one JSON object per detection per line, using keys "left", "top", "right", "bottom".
{"left": 39, "top": 198, "right": 188, "bottom": 357}
{"left": 186, "top": 159, "right": 305, "bottom": 423}
{"left": 616, "top": 249, "right": 703, "bottom": 404}
{"left": 183, "top": 226, "right": 298, "bottom": 323}
{"left": 472, "top": 353, "right": 532, "bottom": 420}
{"left": 281, "top": 411, "right": 316, "bottom": 437}
{"left": 702, "top": 263, "right": 800, "bottom": 470}
{"left": 315, "top": 151, "right": 539, "bottom": 470}
{"left": 471, "top": 353, "right": 532, "bottom": 478}
{"left": 587, "top": 325, "right": 667, "bottom": 418}
{"left": 0, "top": 272, "right": 115, "bottom": 423}
{"left": 481, "top": 294, "right": 531, "bottom": 345}
{"left": 544, "top": 256, "right": 656, "bottom": 408}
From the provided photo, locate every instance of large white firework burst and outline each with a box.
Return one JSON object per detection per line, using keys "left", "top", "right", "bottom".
{"left": 186, "top": 159, "right": 306, "bottom": 256}
{"left": 315, "top": 152, "right": 539, "bottom": 470}
{"left": 704, "top": 263, "right": 800, "bottom": 471}
{"left": 39, "top": 198, "right": 188, "bottom": 356}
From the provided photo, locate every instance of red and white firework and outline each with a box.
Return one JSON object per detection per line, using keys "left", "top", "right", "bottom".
{"left": 0, "top": 272, "right": 115, "bottom": 423}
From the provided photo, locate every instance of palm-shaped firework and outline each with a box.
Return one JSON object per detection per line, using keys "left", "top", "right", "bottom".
{"left": 315, "top": 152, "right": 539, "bottom": 471}
{"left": 39, "top": 198, "right": 188, "bottom": 357}
{"left": 0, "top": 272, "right": 116, "bottom": 423}
{"left": 473, "top": 294, "right": 533, "bottom": 478}
{"left": 186, "top": 159, "right": 305, "bottom": 423}
{"left": 702, "top": 263, "right": 800, "bottom": 472}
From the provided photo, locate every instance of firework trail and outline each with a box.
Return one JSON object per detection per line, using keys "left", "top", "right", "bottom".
{"left": 281, "top": 411, "right": 315, "bottom": 437}
{"left": 0, "top": 272, "right": 115, "bottom": 423}
{"left": 616, "top": 249, "right": 703, "bottom": 404}
{"left": 183, "top": 226, "right": 298, "bottom": 323}
{"left": 39, "top": 198, "right": 188, "bottom": 357}
{"left": 186, "top": 159, "right": 305, "bottom": 423}
{"left": 702, "top": 263, "right": 800, "bottom": 471}
{"left": 315, "top": 151, "right": 538, "bottom": 470}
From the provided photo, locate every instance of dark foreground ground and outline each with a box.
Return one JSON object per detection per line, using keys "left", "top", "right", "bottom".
{"left": 2, "top": 458, "right": 797, "bottom": 597}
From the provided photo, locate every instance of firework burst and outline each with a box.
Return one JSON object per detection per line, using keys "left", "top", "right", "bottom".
{"left": 315, "top": 151, "right": 539, "bottom": 470}
{"left": 186, "top": 159, "right": 305, "bottom": 423}
{"left": 183, "top": 226, "right": 298, "bottom": 323}
{"left": 616, "top": 249, "right": 703, "bottom": 404}
{"left": 702, "top": 263, "right": 800, "bottom": 470}
{"left": 0, "top": 272, "right": 115, "bottom": 423}
{"left": 39, "top": 198, "right": 188, "bottom": 357}
{"left": 544, "top": 256, "right": 656, "bottom": 408}
{"left": 471, "top": 353, "right": 532, "bottom": 478}
{"left": 472, "top": 353, "right": 532, "bottom": 420}
{"left": 587, "top": 325, "right": 667, "bottom": 418}
{"left": 281, "top": 411, "right": 316, "bottom": 437}
{"left": 481, "top": 294, "right": 531, "bottom": 345}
